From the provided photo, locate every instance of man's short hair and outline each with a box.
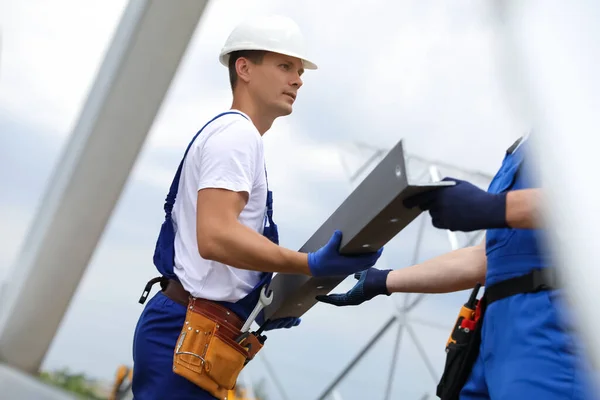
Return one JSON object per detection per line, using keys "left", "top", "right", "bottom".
{"left": 228, "top": 50, "right": 266, "bottom": 91}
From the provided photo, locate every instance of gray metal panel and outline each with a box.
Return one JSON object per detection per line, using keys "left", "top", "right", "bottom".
{"left": 0, "top": 0, "right": 209, "bottom": 373}
{"left": 264, "top": 140, "right": 453, "bottom": 319}
{"left": 0, "top": 363, "right": 75, "bottom": 400}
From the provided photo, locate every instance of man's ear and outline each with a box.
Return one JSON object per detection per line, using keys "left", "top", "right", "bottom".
{"left": 235, "top": 57, "right": 252, "bottom": 84}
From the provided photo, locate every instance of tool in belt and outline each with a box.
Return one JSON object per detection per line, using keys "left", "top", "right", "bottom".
{"left": 140, "top": 277, "right": 273, "bottom": 400}
{"left": 436, "top": 268, "right": 556, "bottom": 400}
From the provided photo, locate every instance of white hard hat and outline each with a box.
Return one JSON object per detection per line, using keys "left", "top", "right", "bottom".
{"left": 219, "top": 15, "right": 318, "bottom": 70}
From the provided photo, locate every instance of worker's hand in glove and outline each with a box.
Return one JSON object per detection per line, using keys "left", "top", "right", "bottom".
{"left": 256, "top": 312, "right": 300, "bottom": 331}
{"left": 404, "top": 177, "right": 508, "bottom": 232}
{"left": 308, "top": 230, "right": 383, "bottom": 277}
{"left": 315, "top": 268, "right": 392, "bottom": 306}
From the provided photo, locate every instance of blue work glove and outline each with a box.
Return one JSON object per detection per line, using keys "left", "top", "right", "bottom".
{"left": 308, "top": 230, "right": 383, "bottom": 277}
{"left": 403, "top": 177, "right": 508, "bottom": 232}
{"left": 315, "top": 268, "right": 392, "bottom": 306}
{"left": 256, "top": 311, "right": 300, "bottom": 331}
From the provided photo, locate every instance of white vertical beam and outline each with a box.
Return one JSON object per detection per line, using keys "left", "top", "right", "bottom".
{"left": 492, "top": 0, "right": 600, "bottom": 382}
{"left": 0, "top": 0, "right": 210, "bottom": 373}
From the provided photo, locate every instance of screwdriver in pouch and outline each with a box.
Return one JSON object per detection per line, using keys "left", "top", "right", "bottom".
{"left": 445, "top": 283, "right": 482, "bottom": 348}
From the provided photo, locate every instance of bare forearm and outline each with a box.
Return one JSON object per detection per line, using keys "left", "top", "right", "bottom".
{"left": 505, "top": 188, "right": 542, "bottom": 229}
{"left": 198, "top": 222, "right": 310, "bottom": 275}
{"left": 386, "top": 244, "right": 486, "bottom": 294}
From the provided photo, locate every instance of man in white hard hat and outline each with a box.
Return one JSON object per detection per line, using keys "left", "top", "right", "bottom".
{"left": 131, "top": 15, "right": 384, "bottom": 400}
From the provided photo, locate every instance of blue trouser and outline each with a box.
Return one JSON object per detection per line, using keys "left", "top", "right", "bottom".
{"left": 460, "top": 290, "right": 594, "bottom": 399}
{"left": 132, "top": 291, "right": 217, "bottom": 400}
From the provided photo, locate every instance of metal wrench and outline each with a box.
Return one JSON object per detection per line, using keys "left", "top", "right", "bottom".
{"left": 240, "top": 285, "right": 273, "bottom": 333}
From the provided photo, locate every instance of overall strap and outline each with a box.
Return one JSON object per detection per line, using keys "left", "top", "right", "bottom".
{"left": 163, "top": 111, "right": 248, "bottom": 218}
{"left": 263, "top": 166, "right": 278, "bottom": 244}
{"left": 144, "top": 111, "right": 249, "bottom": 301}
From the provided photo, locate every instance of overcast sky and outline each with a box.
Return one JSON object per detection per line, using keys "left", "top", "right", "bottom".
{"left": 0, "top": 1, "right": 527, "bottom": 398}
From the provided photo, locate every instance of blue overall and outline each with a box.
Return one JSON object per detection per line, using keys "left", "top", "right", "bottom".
{"left": 131, "top": 112, "right": 278, "bottom": 400}
{"left": 460, "top": 138, "right": 594, "bottom": 399}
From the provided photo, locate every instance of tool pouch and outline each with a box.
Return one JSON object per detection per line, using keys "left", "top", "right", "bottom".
{"left": 172, "top": 303, "right": 263, "bottom": 399}
{"left": 436, "top": 300, "right": 486, "bottom": 400}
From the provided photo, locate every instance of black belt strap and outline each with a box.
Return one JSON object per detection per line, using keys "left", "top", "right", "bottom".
{"left": 485, "top": 268, "right": 556, "bottom": 305}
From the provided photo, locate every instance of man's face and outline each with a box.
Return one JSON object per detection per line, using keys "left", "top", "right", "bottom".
{"left": 248, "top": 52, "right": 304, "bottom": 117}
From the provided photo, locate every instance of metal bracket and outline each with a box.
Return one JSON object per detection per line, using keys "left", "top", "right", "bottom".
{"left": 264, "top": 139, "right": 453, "bottom": 319}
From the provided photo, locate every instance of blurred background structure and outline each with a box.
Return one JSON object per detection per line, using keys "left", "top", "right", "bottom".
{"left": 1, "top": 0, "right": 599, "bottom": 399}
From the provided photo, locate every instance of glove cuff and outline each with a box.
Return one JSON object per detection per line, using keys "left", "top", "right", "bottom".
{"left": 489, "top": 192, "right": 509, "bottom": 229}
{"left": 364, "top": 269, "right": 392, "bottom": 299}
{"left": 307, "top": 252, "right": 320, "bottom": 277}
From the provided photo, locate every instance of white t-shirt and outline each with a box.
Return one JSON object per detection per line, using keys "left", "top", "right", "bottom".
{"left": 171, "top": 110, "right": 267, "bottom": 302}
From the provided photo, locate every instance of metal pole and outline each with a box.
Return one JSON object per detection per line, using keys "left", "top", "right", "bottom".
{"left": 466, "top": 231, "right": 485, "bottom": 247}
{"left": 383, "top": 321, "right": 405, "bottom": 400}
{"left": 0, "top": 0, "right": 209, "bottom": 373}
{"left": 329, "top": 390, "right": 345, "bottom": 400}
{"left": 349, "top": 149, "right": 387, "bottom": 182}
{"left": 409, "top": 316, "right": 452, "bottom": 332}
{"left": 258, "top": 352, "right": 291, "bottom": 400}
{"left": 404, "top": 293, "right": 425, "bottom": 313}
{"left": 316, "top": 316, "right": 398, "bottom": 400}
{"left": 404, "top": 324, "right": 439, "bottom": 383}
{"left": 407, "top": 154, "right": 493, "bottom": 183}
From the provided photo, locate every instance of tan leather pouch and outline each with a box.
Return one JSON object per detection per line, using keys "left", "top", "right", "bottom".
{"left": 172, "top": 306, "right": 252, "bottom": 399}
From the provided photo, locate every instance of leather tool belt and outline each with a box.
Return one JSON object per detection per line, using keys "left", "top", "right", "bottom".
{"left": 159, "top": 278, "right": 265, "bottom": 399}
